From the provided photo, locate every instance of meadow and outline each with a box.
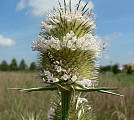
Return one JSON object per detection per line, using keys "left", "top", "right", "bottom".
{"left": 0, "top": 72, "right": 134, "bottom": 120}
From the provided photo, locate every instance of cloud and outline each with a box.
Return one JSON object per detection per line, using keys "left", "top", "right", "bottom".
{"left": 0, "top": 35, "right": 16, "bottom": 47}
{"left": 103, "top": 33, "right": 122, "bottom": 41}
{"left": 16, "top": 0, "right": 26, "bottom": 10}
{"left": 16, "top": 0, "right": 94, "bottom": 17}
{"left": 27, "top": 0, "right": 57, "bottom": 16}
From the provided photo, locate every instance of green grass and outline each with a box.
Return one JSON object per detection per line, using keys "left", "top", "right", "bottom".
{"left": 91, "top": 73, "right": 134, "bottom": 120}
{"left": 0, "top": 72, "right": 52, "bottom": 120}
{"left": 0, "top": 72, "right": 134, "bottom": 120}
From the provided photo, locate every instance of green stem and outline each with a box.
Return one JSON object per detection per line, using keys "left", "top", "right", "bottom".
{"left": 61, "top": 90, "right": 72, "bottom": 120}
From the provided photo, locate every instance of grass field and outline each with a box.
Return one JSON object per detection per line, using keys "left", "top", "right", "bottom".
{"left": 0, "top": 72, "right": 134, "bottom": 120}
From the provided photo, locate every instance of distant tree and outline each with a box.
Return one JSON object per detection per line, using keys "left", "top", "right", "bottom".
{"left": 19, "top": 59, "right": 28, "bottom": 71}
{"left": 100, "top": 65, "right": 112, "bottom": 72}
{"left": 10, "top": 58, "right": 18, "bottom": 71}
{"left": 29, "top": 62, "right": 36, "bottom": 71}
{"left": 0, "top": 60, "right": 9, "bottom": 71}
{"left": 127, "top": 66, "right": 132, "bottom": 74}
{"left": 112, "top": 64, "right": 120, "bottom": 74}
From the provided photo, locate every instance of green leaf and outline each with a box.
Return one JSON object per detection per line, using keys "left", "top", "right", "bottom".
{"left": 75, "top": 87, "right": 118, "bottom": 92}
{"left": 9, "top": 86, "right": 57, "bottom": 93}
{"left": 97, "top": 90, "right": 124, "bottom": 97}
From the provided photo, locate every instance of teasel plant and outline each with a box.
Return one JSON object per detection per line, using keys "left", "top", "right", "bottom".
{"left": 10, "top": 0, "right": 123, "bottom": 119}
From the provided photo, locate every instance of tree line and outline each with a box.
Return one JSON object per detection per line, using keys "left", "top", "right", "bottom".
{"left": 100, "top": 64, "right": 133, "bottom": 74}
{"left": 0, "top": 59, "right": 133, "bottom": 74}
{"left": 0, "top": 58, "right": 36, "bottom": 72}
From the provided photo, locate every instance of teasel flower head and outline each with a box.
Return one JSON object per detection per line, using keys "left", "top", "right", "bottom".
{"left": 32, "top": 0, "right": 104, "bottom": 90}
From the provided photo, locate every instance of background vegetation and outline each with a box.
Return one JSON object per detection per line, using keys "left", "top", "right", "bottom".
{"left": 1, "top": 59, "right": 134, "bottom": 75}
{"left": 0, "top": 71, "right": 133, "bottom": 120}
{"left": 0, "top": 59, "right": 36, "bottom": 72}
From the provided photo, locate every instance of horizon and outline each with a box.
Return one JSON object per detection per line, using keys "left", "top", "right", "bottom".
{"left": 0, "top": 58, "right": 133, "bottom": 67}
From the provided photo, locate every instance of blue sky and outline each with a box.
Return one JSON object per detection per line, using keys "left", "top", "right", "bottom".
{"left": 0, "top": 0, "right": 134, "bottom": 65}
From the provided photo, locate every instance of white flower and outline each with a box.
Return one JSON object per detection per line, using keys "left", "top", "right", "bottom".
{"left": 61, "top": 74, "right": 70, "bottom": 81}
{"left": 76, "top": 34, "right": 103, "bottom": 57}
{"left": 32, "top": 36, "right": 61, "bottom": 51}
{"left": 76, "top": 97, "right": 88, "bottom": 109}
{"left": 48, "top": 107, "right": 55, "bottom": 120}
{"left": 55, "top": 65, "right": 62, "bottom": 72}
{"left": 43, "top": 71, "right": 51, "bottom": 77}
{"left": 48, "top": 37, "right": 61, "bottom": 50}
{"left": 78, "top": 97, "right": 88, "bottom": 103}
{"left": 54, "top": 61, "right": 60, "bottom": 65}
{"left": 52, "top": 78, "right": 59, "bottom": 82}
{"left": 41, "top": 70, "right": 59, "bottom": 83}
{"left": 32, "top": 36, "right": 49, "bottom": 51}
{"left": 71, "top": 75, "right": 77, "bottom": 82}
{"left": 32, "top": 30, "right": 103, "bottom": 57}
{"left": 76, "top": 79, "right": 93, "bottom": 88}
{"left": 41, "top": 21, "right": 55, "bottom": 32}
{"left": 41, "top": 8, "right": 96, "bottom": 32}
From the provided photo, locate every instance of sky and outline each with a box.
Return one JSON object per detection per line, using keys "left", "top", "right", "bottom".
{"left": 0, "top": 0, "right": 134, "bottom": 65}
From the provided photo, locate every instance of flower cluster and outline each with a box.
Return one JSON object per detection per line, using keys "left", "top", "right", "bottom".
{"left": 41, "top": 69, "right": 98, "bottom": 88}
{"left": 32, "top": 31, "right": 103, "bottom": 57}
{"left": 41, "top": 71, "right": 78, "bottom": 82}
{"left": 32, "top": 36, "right": 61, "bottom": 51}
{"left": 32, "top": 0, "right": 104, "bottom": 89}
{"left": 41, "top": 11, "right": 96, "bottom": 33}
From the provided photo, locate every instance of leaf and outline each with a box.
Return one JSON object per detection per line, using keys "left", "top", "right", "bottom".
{"left": 9, "top": 86, "right": 57, "bottom": 93}
{"left": 97, "top": 90, "right": 124, "bottom": 97}
{"left": 75, "top": 87, "right": 118, "bottom": 92}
